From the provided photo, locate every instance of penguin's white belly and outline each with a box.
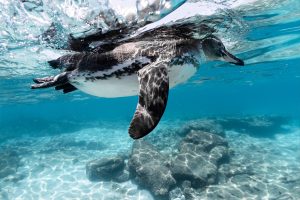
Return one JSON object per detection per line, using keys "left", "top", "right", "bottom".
{"left": 73, "top": 74, "right": 140, "bottom": 98}
{"left": 169, "top": 64, "right": 197, "bottom": 88}
{"left": 72, "top": 64, "right": 196, "bottom": 98}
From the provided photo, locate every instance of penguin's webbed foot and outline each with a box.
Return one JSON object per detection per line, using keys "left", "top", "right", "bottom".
{"left": 32, "top": 76, "right": 54, "bottom": 84}
{"left": 31, "top": 73, "right": 68, "bottom": 89}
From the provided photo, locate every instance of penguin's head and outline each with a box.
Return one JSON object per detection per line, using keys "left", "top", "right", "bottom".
{"left": 201, "top": 35, "right": 244, "bottom": 66}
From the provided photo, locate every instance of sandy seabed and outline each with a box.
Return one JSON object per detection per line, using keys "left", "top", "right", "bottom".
{"left": 0, "top": 118, "right": 299, "bottom": 200}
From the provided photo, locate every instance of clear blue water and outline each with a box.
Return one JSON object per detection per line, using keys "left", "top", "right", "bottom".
{"left": 0, "top": 0, "right": 300, "bottom": 199}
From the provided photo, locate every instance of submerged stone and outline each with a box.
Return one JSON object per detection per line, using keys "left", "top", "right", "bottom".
{"left": 171, "top": 130, "right": 229, "bottom": 188}
{"left": 128, "top": 140, "right": 176, "bottom": 198}
{"left": 169, "top": 187, "right": 185, "bottom": 200}
{"left": 217, "top": 116, "right": 290, "bottom": 138}
{"left": 86, "top": 156, "right": 125, "bottom": 182}
{"left": 178, "top": 119, "right": 225, "bottom": 137}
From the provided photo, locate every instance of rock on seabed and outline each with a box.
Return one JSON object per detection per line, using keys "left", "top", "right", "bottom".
{"left": 171, "top": 130, "right": 229, "bottom": 188}
{"left": 85, "top": 119, "right": 233, "bottom": 199}
{"left": 128, "top": 140, "right": 176, "bottom": 199}
{"left": 86, "top": 156, "right": 125, "bottom": 182}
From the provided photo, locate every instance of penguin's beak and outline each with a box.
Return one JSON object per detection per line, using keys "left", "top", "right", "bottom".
{"left": 221, "top": 49, "right": 244, "bottom": 66}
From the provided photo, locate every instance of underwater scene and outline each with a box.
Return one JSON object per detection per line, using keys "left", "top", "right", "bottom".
{"left": 0, "top": 0, "right": 300, "bottom": 199}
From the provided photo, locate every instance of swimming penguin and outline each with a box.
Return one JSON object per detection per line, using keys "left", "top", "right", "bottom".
{"left": 31, "top": 26, "right": 244, "bottom": 139}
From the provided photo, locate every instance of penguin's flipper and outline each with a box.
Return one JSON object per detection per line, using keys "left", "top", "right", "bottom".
{"left": 129, "top": 62, "right": 169, "bottom": 139}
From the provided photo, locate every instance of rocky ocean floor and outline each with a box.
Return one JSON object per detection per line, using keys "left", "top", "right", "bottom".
{"left": 0, "top": 116, "right": 299, "bottom": 200}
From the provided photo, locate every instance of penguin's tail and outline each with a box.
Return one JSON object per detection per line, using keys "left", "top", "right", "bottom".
{"left": 31, "top": 72, "right": 77, "bottom": 94}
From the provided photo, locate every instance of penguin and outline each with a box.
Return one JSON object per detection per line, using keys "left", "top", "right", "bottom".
{"left": 31, "top": 24, "right": 244, "bottom": 139}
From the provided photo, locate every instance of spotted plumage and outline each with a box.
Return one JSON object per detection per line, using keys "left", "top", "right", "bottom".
{"left": 31, "top": 23, "right": 244, "bottom": 139}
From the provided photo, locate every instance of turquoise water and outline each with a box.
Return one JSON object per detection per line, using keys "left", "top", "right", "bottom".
{"left": 0, "top": 0, "right": 300, "bottom": 199}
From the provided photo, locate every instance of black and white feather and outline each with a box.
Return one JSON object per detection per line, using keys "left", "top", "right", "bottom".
{"left": 129, "top": 62, "right": 169, "bottom": 139}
